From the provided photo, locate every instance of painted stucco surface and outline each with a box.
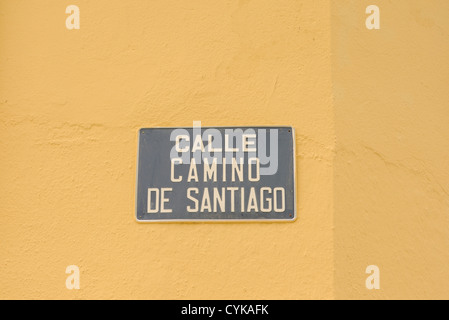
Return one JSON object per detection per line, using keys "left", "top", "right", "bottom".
{"left": 332, "top": 0, "right": 449, "bottom": 299}
{"left": 1, "top": 0, "right": 448, "bottom": 300}
{"left": 0, "top": 1, "right": 334, "bottom": 299}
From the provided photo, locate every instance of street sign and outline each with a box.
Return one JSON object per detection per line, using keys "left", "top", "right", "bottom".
{"left": 136, "top": 125, "right": 296, "bottom": 222}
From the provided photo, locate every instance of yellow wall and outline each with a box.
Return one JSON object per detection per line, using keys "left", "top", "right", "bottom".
{"left": 332, "top": 0, "right": 449, "bottom": 299}
{"left": 1, "top": 0, "right": 448, "bottom": 300}
{"left": 0, "top": 0, "right": 334, "bottom": 299}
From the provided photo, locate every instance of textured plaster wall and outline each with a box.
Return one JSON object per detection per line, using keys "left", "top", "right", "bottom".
{"left": 332, "top": 0, "right": 449, "bottom": 299}
{"left": 0, "top": 1, "right": 334, "bottom": 299}
{"left": 2, "top": 0, "right": 448, "bottom": 300}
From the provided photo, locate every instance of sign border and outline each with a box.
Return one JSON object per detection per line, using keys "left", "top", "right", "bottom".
{"left": 135, "top": 126, "right": 297, "bottom": 223}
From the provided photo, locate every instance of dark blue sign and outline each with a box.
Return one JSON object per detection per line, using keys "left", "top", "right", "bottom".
{"left": 136, "top": 125, "right": 296, "bottom": 222}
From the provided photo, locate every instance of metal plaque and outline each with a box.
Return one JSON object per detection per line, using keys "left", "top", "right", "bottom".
{"left": 136, "top": 125, "right": 296, "bottom": 222}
